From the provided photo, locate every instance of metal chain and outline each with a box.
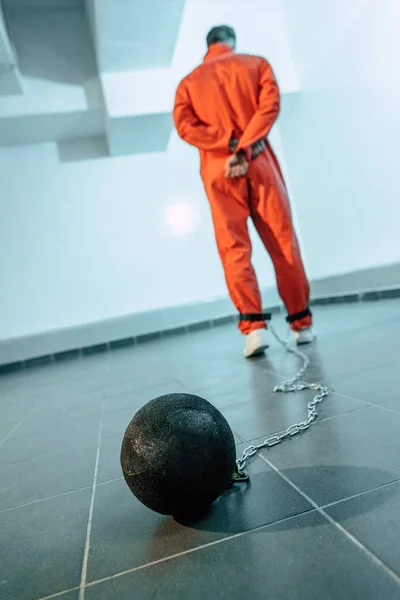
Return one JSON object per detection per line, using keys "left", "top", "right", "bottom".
{"left": 236, "top": 325, "right": 330, "bottom": 473}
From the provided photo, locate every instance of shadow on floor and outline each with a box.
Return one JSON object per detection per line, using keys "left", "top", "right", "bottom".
{"left": 172, "top": 466, "right": 398, "bottom": 535}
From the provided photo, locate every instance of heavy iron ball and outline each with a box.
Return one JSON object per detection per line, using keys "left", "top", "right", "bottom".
{"left": 120, "top": 393, "right": 237, "bottom": 517}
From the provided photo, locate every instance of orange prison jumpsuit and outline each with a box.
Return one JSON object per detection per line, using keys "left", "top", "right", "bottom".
{"left": 173, "top": 43, "right": 312, "bottom": 335}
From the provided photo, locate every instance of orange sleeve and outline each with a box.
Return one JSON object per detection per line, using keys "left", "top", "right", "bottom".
{"left": 173, "top": 81, "right": 233, "bottom": 152}
{"left": 236, "top": 58, "right": 280, "bottom": 157}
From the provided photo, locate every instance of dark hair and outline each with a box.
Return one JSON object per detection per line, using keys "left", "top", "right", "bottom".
{"left": 206, "top": 25, "right": 236, "bottom": 48}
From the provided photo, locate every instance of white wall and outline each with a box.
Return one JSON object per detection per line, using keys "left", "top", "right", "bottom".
{"left": 0, "top": 8, "right": 105, "bottom": 144}
{"left": 2, "top": 0, "right": 82, "bottom": 9}
{"left": 0, "top": 127, "right": 288, "bottom": 340}
{"left": 0, "top": 2, "right": 23, "bottom": 95}
{"left": 84, "top": 0, "right": 97, "bottom": 56}
{"left": 101, "top": 0, "right": 299, "bottom": 119}
{"left": 94, "top": 0, "right": 185, "bottom": 72}
{"left": 0, "top": 9, "right": 101, "bottom": 117}
{"left": 178, "top": 0, "right": 299, "bottom": 92}
{"left": 279, "top": 0, "right": 400, "bottom": 279}
{"left": 0, "top": 3, "right": 14, "bottom": 65}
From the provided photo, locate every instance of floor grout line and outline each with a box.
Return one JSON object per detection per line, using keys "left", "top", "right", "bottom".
{"left": 259, "top": 352, "right": 400, "bottom": 381}
{"left": 84, "top": 508, "right": 317, "bottom": 589}
{"left": 211, "top": 390, "right": 373, "bottom": 419}
{"left": 320, "top": 477, "right": 400, "bottom": 510}
{"left": 78, "top": 406, "right": 104, "bottom": 600}
{"left": 332, "top": 391, "right": 376, "bottom": 405}
{"left": 3, "top": 439, "right": 102, "bottom": 468}
{"left": 36, "top": 586, "right": 80, "bottom": 600}
{"left": 303, "top": 403, "right": 372, "bottom": 426}
{"left": 96, "top": 476, "right": 124, "bottom": 487}
{"left": 17, "top": 470, "right": 400, "bottom": 596}
{"left": 334, "top": 392, "right": 400, "bottom": 415}
{"left": 257, "top": 453, "right": 400, "bottom": 586}
{"left": 370, "top": 403, "right": 400, "bottom": 415}
{"left": 0, "top": 485, "right": 94, "bottom": 515}
{"left": 0, "top": 402, "right": 39, "bottom": 449}
{"left": 0, "top": 406, "right": 395, "bottom": 515}
{"left": 241, "top": 402, "right": 373, "bottom": 446}
{"left": 0, "top": 419, "right": 24, "bottom": 449}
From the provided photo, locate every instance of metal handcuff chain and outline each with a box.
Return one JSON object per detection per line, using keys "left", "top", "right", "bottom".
{"left": 233, "top": 325, "right": 330, "bottom": 482}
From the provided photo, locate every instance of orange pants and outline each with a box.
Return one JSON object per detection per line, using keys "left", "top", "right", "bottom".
{"left": 203, "top": 147, "right": 312, "bottom": 335}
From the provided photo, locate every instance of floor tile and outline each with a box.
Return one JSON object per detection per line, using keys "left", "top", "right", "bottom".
{"left": 44, "top": 591, "right": 79, "bottom": 600}
{"left": 97, "top": 435, "right": 124, "bottom": 485}
{"left": 219, "top": 389, "right": 368, "bottom": 442}
{"left": 86, "top": 448, "right": 312, "bottom": 582}
{"left": 2, "top": 300, "right": 400, "bottom": 600}
{"left": 173, "top": 362, "right": 254, "bottom": 393}
{"left": 260, "top": 330, "right": 399, "bottom": 384}
{"left": 29, "top": 389, "right": 103, "bottom": 421}
{"left": 101, "top": 408, "right": 142, "bottom": 441}
{"left": 102, "top": 381, "right": 186, "bottom": 414}
{"left": 259, "top": 406, "right": 400, "bottom": 506}
{"left": 331, "top": 362, "right": 400, "bottom": 404}
{"left": 0, "top": 359, "right": 105, "bottom": 395}
{"left": 2, "top": 411, "right": 101, "bottom": 464}
{"left": 265, "top": 347, "right": 395, "bottom": 384}
{"left": 0, "top": 444, "right": 97, "bottom": 511}
{"left": 0, "top": 417, "right": 23, "bottom": 443}
{"left": 0, "top": 488, "right": 90, "bottom": 600}
{"left": 325, "top": 480, "right": 400, "bottom": 576}
{"left": 87, "top": 367, "right": 179, "bottom": 397}
{"left": 0, "top": 394, "right": 38, "bottom": 426}
{"left": 85, "top": 511, "right": 400, "bottom": 600}
{"left": 376, "top": 397, "right": 400, "bottom": 412}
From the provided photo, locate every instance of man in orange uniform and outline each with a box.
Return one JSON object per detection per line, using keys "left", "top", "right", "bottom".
{"left": 173, "top": 25, "right": 315, "bottom": 357}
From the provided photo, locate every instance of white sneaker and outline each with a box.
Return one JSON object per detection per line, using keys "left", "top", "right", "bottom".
{"left": 293, "top": 327, "right": 316, "bottom": 345}
{"left": 244, "top": 328, "right": 269, "bottom": 358}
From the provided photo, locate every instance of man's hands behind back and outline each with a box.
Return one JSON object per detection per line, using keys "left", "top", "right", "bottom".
{"left": 224, "top": 153, "right": 249, "bottom": 179}
{"left": 225, "top": 138, "right": 266, "bottom": 178}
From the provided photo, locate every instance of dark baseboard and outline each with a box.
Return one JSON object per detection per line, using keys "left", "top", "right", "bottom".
{"left": 0, "top": 285, "right": 399, "bottom": 376}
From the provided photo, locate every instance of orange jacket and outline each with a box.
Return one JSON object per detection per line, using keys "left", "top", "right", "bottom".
{"left": 173, "top": 43, "right": 280, "bottom": 162}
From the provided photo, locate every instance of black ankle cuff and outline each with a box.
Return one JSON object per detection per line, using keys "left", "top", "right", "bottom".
{"left": 286, "top": 308, "right": 312, "bottom": 324}
{"left": 239, "top": 312, "right": 272, "bottom": 322}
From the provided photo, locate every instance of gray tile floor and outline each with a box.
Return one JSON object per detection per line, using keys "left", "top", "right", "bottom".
{"left": 1, "top": 300, "right": 400, "bottom": 600}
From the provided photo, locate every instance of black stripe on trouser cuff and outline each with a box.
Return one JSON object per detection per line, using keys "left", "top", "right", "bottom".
{"left": 286, "top": 308, "right": 312, "bottom": 324}
{"left": 239, "top": 313, "right": 272, "bottom": 322}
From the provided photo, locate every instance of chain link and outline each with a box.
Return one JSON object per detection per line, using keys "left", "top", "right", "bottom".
{"left": 236, "top": 325, "right": 330, "bottom": 473}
